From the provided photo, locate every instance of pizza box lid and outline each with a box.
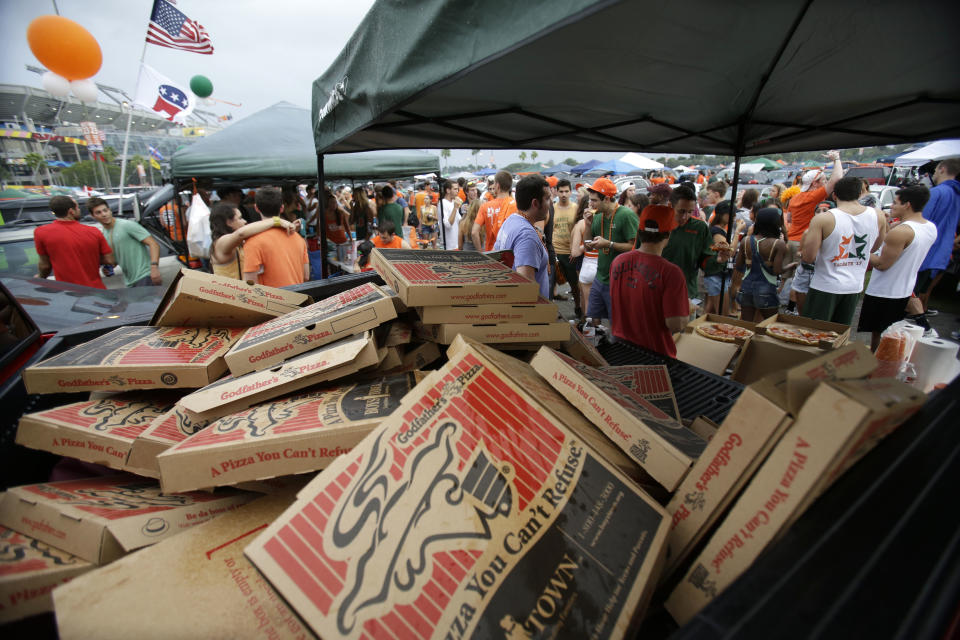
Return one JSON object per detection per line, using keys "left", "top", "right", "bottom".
{"left": 244, "top": 335, "right": 670, "bottom": 640}
{"left": 598, "top": 365, "right": 681, "bottom": 423}
{"left": 224, "top": 283, "right": 397, "bottom": 376}
{"left": 756, "top": 313, "right": 850, "bottom": 349}
{"left": 156, "top": 372, "right": 422, "bottom": 493}
{"left": 371, "top": 248, "right": 540, "bottom": 307}
{"left": 673, "top": 332, "right": 740, "bottom": 376}
{"left": 22, "top": 326, "right": 244, "bottom": 394}
{"left": 16, "top": 392, "right": 179, "bottom": 473}
{"left": 416, "top": 296, "right": 559, "bottom": 324}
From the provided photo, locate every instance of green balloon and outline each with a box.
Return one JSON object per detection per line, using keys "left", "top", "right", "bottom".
{"left": 189, "top": 75, "right": 213, "bottom": 98}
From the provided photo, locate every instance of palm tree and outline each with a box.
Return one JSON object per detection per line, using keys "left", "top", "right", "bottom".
{"left": 24, "top": 152, "right": 48, "bottom": 187}
{"left": 471, "top": 149, "right": 480, "bottom": 170}
{"left": 440, "top": 149, "right": 451, "bottom": 171}
{"left": 519, "top": 151, "right": 527, "bottom": 163}
{"left": 530, "top": 151, "right": 538, "bottom": 165}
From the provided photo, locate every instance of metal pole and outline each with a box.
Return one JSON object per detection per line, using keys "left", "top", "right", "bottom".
{"left": 118, "top": 39, "right": 149, "bottom": 214}
{"left": 719, "top": 146, "right": 743, "bottom": 313}
{"left": 317, "top": 152, "right": 328, "bottom": 279}
{"left": 438, "top": 172, "right": 446, "bottom": 249}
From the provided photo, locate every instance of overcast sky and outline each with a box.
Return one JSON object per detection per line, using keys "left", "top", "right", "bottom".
{"left": 0, "top": 0, "right": 628, "bottom": 167}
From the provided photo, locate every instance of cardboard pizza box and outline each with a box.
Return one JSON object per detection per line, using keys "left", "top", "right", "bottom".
{"left": 685, "top": 314, "right": 759, "bottom": 346}
{"left": 15, "top": 392, "right": 179, "bottom": 474}
{"left": 416, "top": 296, "right": 559, "bottom": 324}
{"left": 0, "top": 525, "right": 93, "bottom": 624}
{"left": 561, "top": 324, "right": 609, "bottom": 367}
{"left": 731, "top": 334, "right": 822, "bottom": 385}
{"left": 391, "top": 341, "right": 442, "bottom": 373}
{"left": 0, "top": 475, "right": 255, "bottom": 565}
{"left": 53, "top": 492, "right": 312, "bottom": 640}
{"left": 531, "top": 347, "right": 707, "bottom": 491}
{"left": 755, "top": 313, "right": 851, "bottom": 349}
{"left": 245, "top": 336, "right": 671, "bottom": 640}
{"left": 177, "top": 332, "right": 380, "bottom": 426}
{"left": 383, "top": 320, "right": 413, "bottom": 347}
{"left": 416, "top": 320, "right": 571, "bottom": 344}
{"left": 599, "top": 364, "right": 682, "bottom": 423}
{"left": 156, "top": 372, "right": 423, "bottom": 494}
{"left": 126, "top": 405, "right": 213, "bottom": 478}
{"left": 665, "top": 377, "right": 924, "bottom": 625}
{"left": 371, "top": 248, "right": 540, "bottom": 306}
{"left": 151, "top": 267, "right": 311, "bottom": 327}
{"left": 673, "top": 332, "right": 740, "bottom": 377}
{"left": 224, "top": 283, "right": 397, "bottom": 377}
{"left": 23, "top": 326, "right": 244, "bottom": 395}
{"left": 687, "top": 416, "right": 720, "bottom": 441}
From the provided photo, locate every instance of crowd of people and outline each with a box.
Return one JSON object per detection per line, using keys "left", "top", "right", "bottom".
{"left": 32, "top": 155, "right": 960, "bottom": 357}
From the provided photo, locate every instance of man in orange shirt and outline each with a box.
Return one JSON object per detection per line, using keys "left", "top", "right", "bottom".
{"left": 372, "top": 221, "right": 411, "bottom": 249}
{"left": 471, "top": 170, "right": 516, "bottom": 251}
{"left": 243, "top": 187, "right": 310, "bottom": 286}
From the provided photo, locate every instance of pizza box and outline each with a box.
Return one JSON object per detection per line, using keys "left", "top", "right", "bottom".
{"left": 731, "top": 334, "right": 822, "bottom": 385}
{"left": 371, "top": 248, "right": 540, "bottom": 306}
{"left": 388, "top": 340, "right": 442, "bottom": 374}
{"left": 151, "top": 267, "right": 311, "bottom": 327}
{"left": 755, "top": 313, "right": 850, "bottom": 349}
{"left": 562, "top": 324, "right": 609, "bottom": 367}
{"left": 0, "top": 525, "right": 93, "bottom": 624}
{"left": 416, "top": 320, "right": 571, "bottom": 344}
{"left": 244, "top": 336, "right": 671, "bottom": 640}
{"left": 531, "top": 347, "right": 707, "bottom": 491}
{"left": 157, "top": 372, "right": 423, "bottom": 494}
{"left": 599, "top": 364, "right": 681, "bottom": 422}
{"left": 125, "top": 405, "right": 213, "bottom": 478}
{"left": 673, "top": 332, "right": 740, "bottom": 377}
{"left": 177, "top": 332, "right": 380, "bottom": 425}
{"left": 687, "top": 416, "right": 720, "bottom": 441}
{"left": 665, "top": 377, "right": 924, "bottom": 625}
{"left": 685, "top": 314, "right": 759, "bottom": 345}
{"left": 23, "top": 326, "right": 244, "bottom": 395}
{"left": 15, "top": 392, "right": 178, "bottom": 474}
{"left": 53, "top": 492, "right": 312, "bottom": 640}
{"left": 416, "top": 296, "right": 559, "bottom": 324}
{"left": 383, "top": 320, "right": 413, "bottom": 347}
{"left": 224, "top": 283, "right": 397, "bottom": 377}
{"left": 0, "top": 475, "right": 255, "bottom": 565}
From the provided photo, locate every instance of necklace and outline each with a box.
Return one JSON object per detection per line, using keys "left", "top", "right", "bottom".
{"left": 600, "top": 210, "right": 614, "bottom": 254}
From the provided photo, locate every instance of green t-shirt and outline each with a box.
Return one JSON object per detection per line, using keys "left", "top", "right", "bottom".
{"left": 101, "top": 218, "right": 151, "bottom": 286}
{"left": 662, "top": 218, "right": 714, "bottom": 297}
{"left": 590, "top": 205, "right": 638, "bottom": 284}
{"left": 379, "top": 202, "right": 404, "bottom": 234}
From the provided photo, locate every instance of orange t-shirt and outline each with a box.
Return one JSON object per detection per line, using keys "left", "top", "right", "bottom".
{"left": 474, "top": 196, "right": 517, "bottom": 251}
{"left": 650, "top": 177, "right": 665, "bottom": 185}
{"left": 325, "top": 212, "right": 348, "bottom": 244}
{"left": 787, "top": 185, "right": 827, "bottom": 241}
{"left": 458, "top": 189, "right": 466, "bottom": 202}
{"left": 414, "top": 191, "right": 428, "bottom": 216}
{"left": 242, "top": 228, "right": 308, "bottom": 287}
{"left": 372, "top": 234, "right": 403, "bottom": 249}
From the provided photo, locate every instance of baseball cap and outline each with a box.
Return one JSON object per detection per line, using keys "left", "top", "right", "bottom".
{"left": 618, "top": 181, "right": 636, "bottom": 195}
{"left": 430, "top": 192, "right": 439, "bottom": 203}
{"left": 638, "top": 205, "right": 678, "bottom": 233}
{"left": 546, "top": 176, "right": 559, "bottom": 187}
{"left": 586, "top": 177, "right": 617, "bottom": 198}
{"left": 800, "top": 169, "right": 822, "bottom": 192}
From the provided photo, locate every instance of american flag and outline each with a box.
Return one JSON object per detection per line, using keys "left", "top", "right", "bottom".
{"left": 146, "top": 0, "right": 214, "bottom": 55}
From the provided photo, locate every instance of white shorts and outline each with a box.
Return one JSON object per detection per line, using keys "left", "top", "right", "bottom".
{"left": 579, "top": 255, "right": 598, "bottom": 285}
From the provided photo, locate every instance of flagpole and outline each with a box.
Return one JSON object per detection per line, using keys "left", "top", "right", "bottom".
{"left": 118, "top": 39, "right": 149, "bottom": 216}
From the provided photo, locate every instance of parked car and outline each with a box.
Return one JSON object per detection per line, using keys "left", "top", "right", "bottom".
{"left": 845, "top": 164, "right": 892, "bottom": 185}
{"left": 869, "top": 184, "right": 899, "bottom": 214}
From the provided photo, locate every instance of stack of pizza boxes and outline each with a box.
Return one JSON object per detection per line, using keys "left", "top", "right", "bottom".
{"left": 371, "top": 248, "right": 574, "bottom": 350}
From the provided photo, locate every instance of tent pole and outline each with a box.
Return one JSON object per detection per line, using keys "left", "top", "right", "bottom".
{"left": 437, "top": 171, "right": 446, "bottom": 249}
{"left": 317, "top": 152, "right": 328, "bottom": 279}
{"left": 720, "top": 141, "right": 743, "bottom": 317}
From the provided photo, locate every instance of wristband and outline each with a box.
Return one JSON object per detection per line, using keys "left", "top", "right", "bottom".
{"left": 150, "top": 262, "right": 159, "bottom": 266}
{"left": 273, "top": 216, "right": 283, "bottom": 228}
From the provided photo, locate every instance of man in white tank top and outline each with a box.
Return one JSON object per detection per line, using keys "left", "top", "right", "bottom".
{"left": 857, "top": 186, "right": 937, "bottom": 349}
{"left": 801, "top": 176, "right": 887, "bottom": 325}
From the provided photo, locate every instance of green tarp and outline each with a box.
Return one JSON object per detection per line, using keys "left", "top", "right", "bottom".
{"left": 171, "top": 101, "right": 439, "bottom": 181}
{"left": 310, "top": 0, "right": 960, "bottom": 155}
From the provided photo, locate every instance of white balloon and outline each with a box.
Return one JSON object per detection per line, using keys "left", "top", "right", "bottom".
{"left": 71, "top": 79, "right": 99, "bottom": 103}
{"left": 42, "top": 71, "right": 71, "bottom": 97}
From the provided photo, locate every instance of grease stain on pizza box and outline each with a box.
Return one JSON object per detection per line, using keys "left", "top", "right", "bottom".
{"left": 225, "top": 283, "right": 397, "bottom": 377}
{"left": 416, "top": 320, "right": 571, "bottom": 345}
{"left": 673, "top": 332, "right": 740, "bottom": 377}
{"left": 0, "top": 475, "right": 255, "bottom": 565}
{"left": 157, "top": 372, "right": 422, "bottom": 494}
{"left": 599, "top": 365, "right": 681, "bottom": 423}
{"left": 245, "top": 336, "right": 670, "bottom": 640}
{"left": 126, "top": 405, "right": 212, "bottom": 478}
{"left": 756, "top": 313, "right": 850, "bottom": 349}
{"left": 23, "top": 326, "right": 244, "bottom": 395}
{"left": 151, "top": 268, "right": 311, "bottom": 328}
{"left": 665, "top": 377, "right": 924, "bottom": 625}
{"left": 16, "top": 392, "right": 178, "bottom": 474}
{"left": 53, "top": 492, "right": 311, "bottom": 640}
{"left": 0, "top": 525, "right": 93, "bottom": 624}
{"left": 416, "top": 297, "right": 559, "bottom": 324}
{"left": 531, "top": 347, "right": 707, "bottom": 491}
{"left": 371, "top": 248, "right": 540, "bottom": 307}
{"left": 178, "top": 332, "right": 380, "bottom": 426}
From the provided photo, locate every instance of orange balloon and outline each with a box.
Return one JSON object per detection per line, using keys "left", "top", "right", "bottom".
{"left": 27, "top": 15, "right": 102, "bottom": 81}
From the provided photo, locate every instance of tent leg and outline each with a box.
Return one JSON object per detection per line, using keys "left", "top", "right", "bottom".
{"left": 437, "top": 172, "right": 446, "bottom": 250}
{"left": 719, "top": 153, "right": 743, "bottom": 316}
{"left": 317, "top": 152, "right": 328, "bottom": 279}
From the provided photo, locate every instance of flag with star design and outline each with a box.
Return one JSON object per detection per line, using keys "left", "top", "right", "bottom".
{"left": 133, "top": 64, "right": 195, "bottom": 125}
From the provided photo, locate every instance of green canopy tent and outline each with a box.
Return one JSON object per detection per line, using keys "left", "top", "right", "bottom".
{"left": 745, "top": 157, "right": 781, "bottom": 170}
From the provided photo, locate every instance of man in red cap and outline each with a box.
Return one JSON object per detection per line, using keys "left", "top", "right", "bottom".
{"left": 610, "top": 205, "right": 688, "bottom": 358}
{"left": 584, "top": 177, "right": 638, "bottom": 325}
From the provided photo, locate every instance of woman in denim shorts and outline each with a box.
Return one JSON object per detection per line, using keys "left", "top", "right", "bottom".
{"left": 735, "top": 208, "right": 788, "bottom": 321}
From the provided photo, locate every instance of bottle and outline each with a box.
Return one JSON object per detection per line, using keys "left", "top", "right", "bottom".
{"left": 102, "top": 264, "right": 115, "bottom": 277}
{"left": 582, "top": 318, "right": 597, "bottom": 345}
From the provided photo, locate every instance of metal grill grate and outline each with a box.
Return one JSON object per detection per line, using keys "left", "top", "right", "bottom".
{"left": 598, "top": 341, "right": 744, "bottom": 424}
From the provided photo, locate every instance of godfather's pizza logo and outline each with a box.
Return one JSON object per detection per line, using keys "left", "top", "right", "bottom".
{"left": 327, "top": 421, "right": 514, "bottom": 635}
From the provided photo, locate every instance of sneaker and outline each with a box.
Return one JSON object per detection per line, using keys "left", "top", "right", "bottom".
{"left": 782, "top": 308, "right": 799, "bottom": 316}
{"left": 924, "top": 327, "right": 939, "bottom": 339}
{"left": 924, "top": 309, "right": 939, "bottom": 317}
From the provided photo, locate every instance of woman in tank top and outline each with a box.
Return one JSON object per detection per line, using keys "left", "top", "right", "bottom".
{"left": 571, "top": 197, "right": 598, "bottom": 318}
{"left": 735, "top": 208, "right": 787, "bottom": 321}
{"left": 209, "top": 203, "right": 300, "bottom": 280}
{"left": 459, "top": 199, "right": 481, "bottom": 251}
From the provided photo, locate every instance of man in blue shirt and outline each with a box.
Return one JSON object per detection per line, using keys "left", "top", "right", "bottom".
{"left": 913, "top": 157, "right": 960, "bottom": 312}
{"left": 493, "top": 175, "right": 551, "bottom": 299}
